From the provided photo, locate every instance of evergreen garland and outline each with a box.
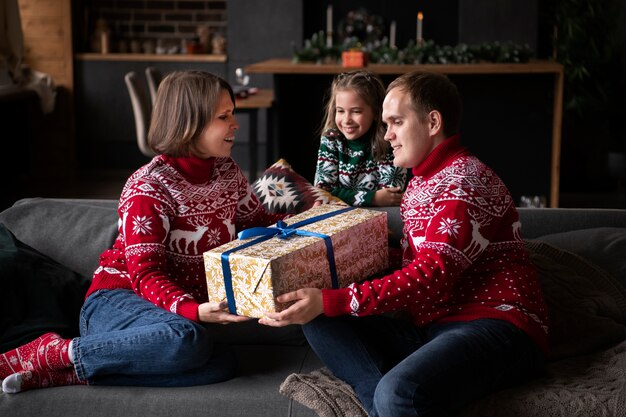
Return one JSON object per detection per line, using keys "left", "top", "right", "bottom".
{"left": 293, "top": 31, "right": 534, "bottom": 65}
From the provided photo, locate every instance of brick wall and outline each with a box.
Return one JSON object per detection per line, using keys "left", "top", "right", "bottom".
{"left": 85, "top": 0, "right": 228, "bottom": 54}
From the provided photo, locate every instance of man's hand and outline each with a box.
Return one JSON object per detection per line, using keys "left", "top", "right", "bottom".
{"left": 198, "top": 301, "right": 251, "bottom": 324}
{"left": 258, "top": 288, "right": 323, "bottom": 327}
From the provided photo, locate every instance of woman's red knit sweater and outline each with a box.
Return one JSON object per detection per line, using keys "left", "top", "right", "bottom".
{"left": 86, "top": 155, "right": 283, "bottom": 322}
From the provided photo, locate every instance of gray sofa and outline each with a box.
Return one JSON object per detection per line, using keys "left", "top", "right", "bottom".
{"left": 1, "top": 198, "right": 626, "bottom": 417}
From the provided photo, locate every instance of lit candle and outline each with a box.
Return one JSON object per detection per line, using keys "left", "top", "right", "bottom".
{"left": 417, "top": 12, "right": 423, "bottom": 43}
{"left": 390, "top": 20, "right": 396, "bottom": 49}
{"left": 326, "top": 5, "right": 333, "bottom": 47}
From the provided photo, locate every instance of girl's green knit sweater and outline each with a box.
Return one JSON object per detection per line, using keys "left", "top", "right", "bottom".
{"left": 314, "top": 128, "right": 407, "bottom": 206}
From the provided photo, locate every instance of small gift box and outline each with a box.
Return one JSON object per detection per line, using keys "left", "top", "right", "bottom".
{"left": 341, "top": 50, "right": 368, "bottom": 68}
{"left": 203, "top": 205, "right": 388, "bottom": 317}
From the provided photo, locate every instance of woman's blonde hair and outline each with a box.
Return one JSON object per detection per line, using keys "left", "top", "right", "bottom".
{"left": 319, "top": 70, "right": 388, "bottom": 161}
{"left": 148, "top": 70, "right": 235, "bottom": 157}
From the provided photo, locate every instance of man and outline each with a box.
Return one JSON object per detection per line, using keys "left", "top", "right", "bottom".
{"left": 260, "top": 71, "right": 548, "bottom": 417}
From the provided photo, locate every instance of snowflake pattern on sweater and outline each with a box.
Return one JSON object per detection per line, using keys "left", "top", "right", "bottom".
{"left": 314, "top": 129, "right": 407, "bottom": 206}
{"left": 87, "top": 155, "right": 283, "bottom": 322}
{"left": 322, "top": 136, "right": 549, "bottom": 351}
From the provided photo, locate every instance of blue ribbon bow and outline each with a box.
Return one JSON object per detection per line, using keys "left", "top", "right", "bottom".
{"left": 220, "top": 206, "right": 355, "bottom": 315}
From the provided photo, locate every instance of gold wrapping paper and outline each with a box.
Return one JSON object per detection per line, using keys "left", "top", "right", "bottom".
{"left": 203, "top": 205, "right": 388, "bottom": 317}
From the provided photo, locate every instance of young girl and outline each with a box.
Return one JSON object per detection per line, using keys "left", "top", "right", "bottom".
{"left": 314, "top": 70, "right": 407, "bottom": 207}
{"left": 0, "top": 70, "right": 287, "bottom": 393}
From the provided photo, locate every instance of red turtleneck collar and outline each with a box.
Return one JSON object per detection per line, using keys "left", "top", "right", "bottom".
{"left": 163, "top": 154, "right": 216, "bottom": 184}
{"left": 411, "top": 134, "right": 468, "bottom": 179}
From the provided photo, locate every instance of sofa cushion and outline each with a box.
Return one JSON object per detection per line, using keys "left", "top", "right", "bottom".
{"left": 0, "top": 344, "right": 320, "bottom": 417}
{"left": 526, "top": 240, "right": 626, "bottom": 360}
{"left": 534, "top": 227, "right": 626, "bottom": 288}
{"left": 0, "top": 198, "right": 119, "bottom": 278}
{"left": 0, "top": 224, "right": 90, "bottom": 352}
{"left": 252, "top": 159, "right": 343, "bottom": 214}
{"left": 518, "top": 208, "right": 626, "bottom": 239}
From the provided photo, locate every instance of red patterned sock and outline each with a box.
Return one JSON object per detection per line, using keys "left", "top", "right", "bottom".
{"left": 2, "top": 369, "right": 86, "bottom": 393}
{"left": 0, "top": 333, "right": 72, "bottom": 378}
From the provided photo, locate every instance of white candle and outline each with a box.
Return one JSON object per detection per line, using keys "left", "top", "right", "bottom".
{"left": 327, "top": 5, "right": 333, "bottom": 33}
{"left": 390, "top": 21, "right": 396, "bottom": 49}
{"left": 326, "top": 5, "right": 333, "bottom": 47}
{"left": 417, "top": 12, "right": 423, "bottom": 43}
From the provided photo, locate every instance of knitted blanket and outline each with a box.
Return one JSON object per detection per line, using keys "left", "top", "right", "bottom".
{"left": 280, "top": 241, "right": 626, "bottom": 417}
{"left": 280, "top": 368, "right": 368, "bottom": 417}
{"left": 461, "top": 339, "right": 626, "bottom": 417}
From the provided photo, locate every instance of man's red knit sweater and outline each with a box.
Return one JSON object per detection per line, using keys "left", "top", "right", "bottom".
{"left": 85, "top": 155, "right": 283, "bottom": 322}
{"left": 322, "top": 135, "right": 549, "bottom": 352}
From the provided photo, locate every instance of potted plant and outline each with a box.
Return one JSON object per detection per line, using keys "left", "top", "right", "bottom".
{"left": 543, "top": 0, "right": 626, "bottom": 190}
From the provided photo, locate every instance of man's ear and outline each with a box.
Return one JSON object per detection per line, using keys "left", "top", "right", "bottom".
{"left": 427, "top": 110, "right": 443, "bottom": 136}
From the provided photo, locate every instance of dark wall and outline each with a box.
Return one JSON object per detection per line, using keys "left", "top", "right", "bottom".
{"left": 269, "top": 71, "right": 555, "bottom": 205}
{"left": 303, "top": 1, "right": 458, "bottom": 48}
{"left": 303, "top": 0, "right": 538, "bottom": 51}
{"left": 458, "top": 0, "right": 538, "bottom": 50}
{"left": 227, "top": 0, "right": 302, "bottom": 88}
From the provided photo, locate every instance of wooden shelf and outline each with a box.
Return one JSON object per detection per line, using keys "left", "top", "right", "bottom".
{"left": 75, "top": 53, "right": 227, "bottom": 63}
{"left": 246, "top": 58, "right": 563, "bottom": 75}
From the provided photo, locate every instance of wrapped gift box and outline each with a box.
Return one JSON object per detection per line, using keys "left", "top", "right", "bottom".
{"left": 204, "top": 205, "right": 388, "bottom": 317}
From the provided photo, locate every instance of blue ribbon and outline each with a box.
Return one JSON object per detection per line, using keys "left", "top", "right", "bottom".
{"left": 220, "top": 206, "right": 355, "bottom": 314}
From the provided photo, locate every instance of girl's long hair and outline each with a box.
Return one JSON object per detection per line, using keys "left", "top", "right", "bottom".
{"left": 319, "top": 70, "right": 388, "bottom": 161}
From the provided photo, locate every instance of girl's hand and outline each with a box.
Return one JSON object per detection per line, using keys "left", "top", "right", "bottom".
{"left": 258, "top": 288, "right": 323, "bottom": 327}
{"left": 198, "top": 301, "right": 251, "bottom": 324}
{"left": 372, "top": 187, "right": 403, "bottom": 206}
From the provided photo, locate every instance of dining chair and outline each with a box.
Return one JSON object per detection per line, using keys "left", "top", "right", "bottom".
{"left": 145, "top": 66, "right": 162, "bottom": 107}
{"left": 124, "top": 71, "right": 155, "bottom": 158}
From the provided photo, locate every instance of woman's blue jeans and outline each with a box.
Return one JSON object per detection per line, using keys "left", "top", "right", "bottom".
{"left": 303, "top": 315, "right": 544, "bottom": 417}
{"left": 72, "top": 289, "right": 236, "bottom": 387}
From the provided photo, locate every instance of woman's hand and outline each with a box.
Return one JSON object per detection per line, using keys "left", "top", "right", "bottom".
{"left": 198, "top": 301, "right": 251, "bottom": 324}
{"left": 258, "top": 288, "right": 323, "bottom": 327}
{"left": 372, "top": 187, "right": 403, "bottom": 206}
